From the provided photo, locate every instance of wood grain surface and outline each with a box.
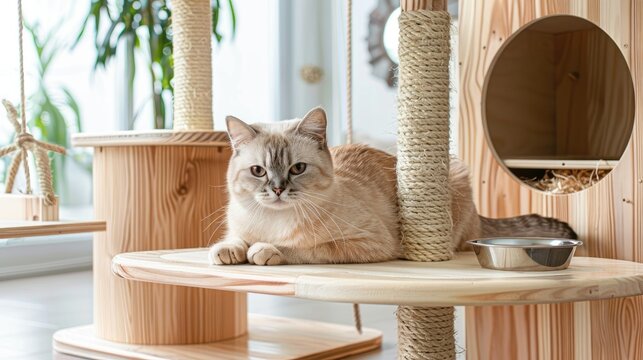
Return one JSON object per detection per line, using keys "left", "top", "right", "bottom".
{"left": 92, "top": 145, "right": 246, "bottom": 344}
{"left": 459, "top": 0, "right": 643, "bottom": 358}
{"left": 0, "top": 194, "right": 59, "bottom": 221}
{"left": 112, "top": 249, "right": 643, "bottom": 306}
{"left": 72, "top": 130, "right": 229, "bottom": 147}
{"left": 0, "top": 220, "right": 105, "bottom": 239}
{"left": 53, "top": 314, "right": 382, "bottom": 360}
{"left": 485, "top": 20, "right": 634, "bottom": 161}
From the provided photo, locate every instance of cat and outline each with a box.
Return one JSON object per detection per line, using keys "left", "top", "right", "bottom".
{"left": 208, "top": 107, "right": 577, "bottom": 265}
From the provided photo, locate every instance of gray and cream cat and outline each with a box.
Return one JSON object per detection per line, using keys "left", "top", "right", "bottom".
{"left": 209, "top": 107, "right": 576, "bottom": 265}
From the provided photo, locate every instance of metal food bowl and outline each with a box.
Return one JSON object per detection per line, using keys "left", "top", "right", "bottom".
{"left": 467, "top": 238, "right": 583, "bottom": 271}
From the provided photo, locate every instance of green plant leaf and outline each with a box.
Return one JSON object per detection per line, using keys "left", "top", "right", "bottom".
{"left": 62, "top": 87, "right": 82, "bottom": 133}
{"left": 228, "top": 0, "right": 237, "bottom": 39}
{"left": 73, "top": 0, "right": 238, "bottom": 129}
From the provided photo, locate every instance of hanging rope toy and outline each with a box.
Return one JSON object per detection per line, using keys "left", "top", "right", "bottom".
{"left": 0, "top": 100, "right": 65, "bottom": 205}
{"left": 0, "top": 0, "right": 65, "bottom": 206}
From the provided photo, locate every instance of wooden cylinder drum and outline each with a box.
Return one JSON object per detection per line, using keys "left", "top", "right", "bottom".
{"left": 77, "top": 131, "right": 247, "bottom": 345}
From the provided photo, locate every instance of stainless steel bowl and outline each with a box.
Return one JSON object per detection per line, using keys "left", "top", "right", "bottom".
{"left": 467, "top": 238, "right": 583, "bottom": 271}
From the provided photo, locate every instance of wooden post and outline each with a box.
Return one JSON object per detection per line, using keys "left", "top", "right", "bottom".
{"left": 88, "top": 135, "right": 247, "bottom": 344}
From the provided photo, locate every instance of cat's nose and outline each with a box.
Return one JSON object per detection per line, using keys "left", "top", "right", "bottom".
{"left": 273, "top": 187, "right": 284, "bottom": 196}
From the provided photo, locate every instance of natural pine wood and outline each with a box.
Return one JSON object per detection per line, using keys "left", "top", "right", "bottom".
{"left": 459, "top": 0, "right": 643, "bottom": 358}
{"left": 112, "top": 249, "right": 643, "bottom": 306}
{"left": 53, "top": 314, "right": 382, "bottom": 360}
{"left": 72, "top": 130, "right": 229, "bottom": 147}
{"left": 0, "top": 194, "right": 59, "bottom": 221}
{"left": 91, "top": 144, "right": 246, "bottom": 344}
{"left": 485, "top": 19, "right": 634, "bottom": 161}
{"left": 0, "top": 220, "right": 105, "bottom": 239}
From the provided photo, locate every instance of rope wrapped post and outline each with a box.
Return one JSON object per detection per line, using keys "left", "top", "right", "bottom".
{"left": 396, "top": 1, "right": 454, "bottom": 359}
{"left": 172, "top": 0, "right": 213, "bottom": 130}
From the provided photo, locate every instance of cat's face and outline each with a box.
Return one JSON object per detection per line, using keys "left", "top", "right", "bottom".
{"left": 225, "top": 107, "right": 334, "bottom": 211}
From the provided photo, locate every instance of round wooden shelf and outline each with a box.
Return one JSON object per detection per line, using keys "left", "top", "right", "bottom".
{"left": 54, "top": 314, "right": 382, "bottom": 360}
{"left": 113, "top": 249, "right": 643, "bottom": 306}
{"left": 72, "top": 130, "right": 229, "bottom": 147}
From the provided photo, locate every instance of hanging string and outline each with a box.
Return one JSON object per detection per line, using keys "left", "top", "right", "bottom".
{"left": 17, "top": 0, "right": 31, "bottom": 194}
{"left": 17, "top": 0, "right": 26, "bottom": 132}
{"left": 344, "top": 0, "right": 362, "bottom": 334}
{"left": 346, "top": 0, "right": 353, "bottom": 144}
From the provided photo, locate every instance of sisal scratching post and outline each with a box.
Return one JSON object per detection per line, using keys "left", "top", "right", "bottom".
{"left": 396, "top": 1, "right": 455, "bottom": 359}
{"left": 172, "top": 0, "right": 213, "bottom": 130}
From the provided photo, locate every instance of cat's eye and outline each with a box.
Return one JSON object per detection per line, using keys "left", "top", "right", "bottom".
{"left": 250, "top": 165, "right": 266, "bottom": 177}
{"left": 289, "top": 162, "right": 307, "bottom": 175}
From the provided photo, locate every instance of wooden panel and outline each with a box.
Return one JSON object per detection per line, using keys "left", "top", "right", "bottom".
{"left": 459, "top": 0, "right": 643, "bottom": 359}
{"left": 53, "top": 314, "right": 382, "bottom": 360}
{"left": 72, "top": 130, "right": 229, "bottom": 147}
{"left": 0, "top": 220, "right": 105, "bottom": 239}
{"left": 0, "top": 194, "right": 59, "bottom": 221}
{"left": 554, "top": 28, "right": 634, "bottom": 159}
{"left": 92, "top": 145, "right": 246, "bottom": 344}
{"left": 112, "top": 249, "right": 643, "bottom": 306}
{"left": 485, "top": 29, "right": 557, "bottom": 158}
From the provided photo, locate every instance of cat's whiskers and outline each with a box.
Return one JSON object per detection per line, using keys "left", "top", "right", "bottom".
{"left": 201, "top": 206, "right": 227, "bottom": 222}
{"left": 294, "top": 202, "right": 318, "bottom": 250}
{"left": 299, "top": 194, "right": 369, "bottom": 235}
{"left": 300, "top": 192, "right": 349, "bottom": 207}
{"left": 300, "top": 202, "right": 335, "bottom": 250}
{"left": 202, "top": 211, "right": 227, "bottom": 233}
{"left": 298, "top": 197, "right": 342, "bottom": 249}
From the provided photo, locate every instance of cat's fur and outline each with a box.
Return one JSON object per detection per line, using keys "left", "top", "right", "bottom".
{"left": 209, "top": 107, "right": 577, "bottom": 265}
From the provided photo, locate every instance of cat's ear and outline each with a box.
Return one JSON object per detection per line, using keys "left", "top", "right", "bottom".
{"left": 226, "top": 116, "right": 258, "bottom": 150}
{"left": 296, "top": 107, "right": 327, "bottom": 145}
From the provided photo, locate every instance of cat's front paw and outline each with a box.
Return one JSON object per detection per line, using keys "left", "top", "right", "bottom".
{"left": 247, "top": 243, "right": 284, "bottom": 265}
{"left": 209, "top": 242, "right": 247, "bottom": 265}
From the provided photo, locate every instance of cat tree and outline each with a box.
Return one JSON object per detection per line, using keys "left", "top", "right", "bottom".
{"left": 51, "top": 0, "right": 643, "bottom": 359}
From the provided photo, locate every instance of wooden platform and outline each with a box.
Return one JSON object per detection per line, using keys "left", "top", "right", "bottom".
{"left": 113, "top": 249, "right": 643, "bottom": 306}
{"left": 503, "top": 158, "right": 618, "bottom": 170}
{"left": 72, "top": 130, "right": 229, "bottom": 147}
{"left": 0, "top": 220, "right": 106, "bottom": 239}
{"left": 53, "top": 314, "right": 382, "bottom": 360}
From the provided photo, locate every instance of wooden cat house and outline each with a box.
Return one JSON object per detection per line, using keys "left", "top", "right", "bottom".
{"left": 460, "top": 1, "right": 643, "bottom": 358}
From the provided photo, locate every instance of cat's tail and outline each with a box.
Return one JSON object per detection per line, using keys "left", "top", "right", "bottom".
{"left": 478, "top": 214, "right": 578, "bottom": 239}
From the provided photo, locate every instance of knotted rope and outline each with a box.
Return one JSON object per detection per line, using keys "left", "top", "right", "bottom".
{"left": 0, "top": 101, "right": 65, "bottom": 205}
{"left": 0, "top": 0, "right": 65, "bottom": 206}
{"left": 396, "top": 9, "right": 455, "bottom": 360}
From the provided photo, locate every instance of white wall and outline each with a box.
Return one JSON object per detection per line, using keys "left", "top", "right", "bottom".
{"left": 351, "top": 0, "right": 399, "bottom": 148}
